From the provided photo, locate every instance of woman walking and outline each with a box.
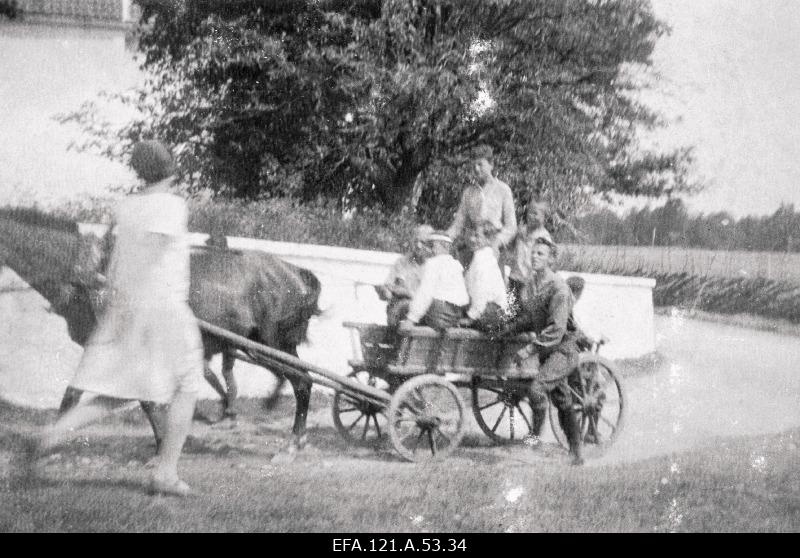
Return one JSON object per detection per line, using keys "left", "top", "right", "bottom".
{"left": 14, "top": 140, "right": 202, "bottom": 496}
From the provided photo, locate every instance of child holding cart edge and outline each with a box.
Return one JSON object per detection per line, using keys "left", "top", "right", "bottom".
{"left": 376, "top": 225, "right": 434, "bottom": 328}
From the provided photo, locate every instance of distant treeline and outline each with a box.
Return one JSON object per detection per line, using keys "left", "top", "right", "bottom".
{"left": 574, "top": 199, "right": 800, "bottom": 253}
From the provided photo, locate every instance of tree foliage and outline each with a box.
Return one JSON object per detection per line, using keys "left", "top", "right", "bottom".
{"left": 59, "top": 0, "right": 696, "bottom": 223}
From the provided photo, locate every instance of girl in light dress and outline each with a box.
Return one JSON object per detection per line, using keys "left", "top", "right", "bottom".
{"left": 16, "top": 140, "right": 203, "bottom": 496}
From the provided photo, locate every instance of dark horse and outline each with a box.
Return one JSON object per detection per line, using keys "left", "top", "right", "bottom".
{"left": 0, "top": 207, "right": 320, "bottom": 452}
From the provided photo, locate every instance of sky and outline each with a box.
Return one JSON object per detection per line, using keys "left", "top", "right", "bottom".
{"left": 644, "top": 0, "right": 800, "bottom": 216}
{"left": 1, "top": 3, "right": 800, "bottom": 217}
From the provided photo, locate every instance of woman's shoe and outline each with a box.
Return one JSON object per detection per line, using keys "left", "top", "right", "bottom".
{"left": 148, "top": 476, "right": 193, "bottom": 497}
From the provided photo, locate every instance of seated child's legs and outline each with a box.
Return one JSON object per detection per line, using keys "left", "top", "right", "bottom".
{"left": 421, "top": 299, "right": 465, "bottom": 330}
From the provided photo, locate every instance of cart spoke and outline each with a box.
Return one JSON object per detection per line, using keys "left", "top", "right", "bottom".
{"left": 347, "top": 413, "right": 365, "bottom": 431}
{"left": 588, "top": 414, "right": 602, "bottom": 443}
{"left": 373, "top": 415, "right": 383, "bottom": 439}
{"left": 491, "top": 404, "right": 508, "bottom": 434}
{"left": 400, "top": 401, "right": 422, "bottom": 415}
{"left": 515, "top": 404, "right": 533, "bottom": 432}
{"left": 568, "top": 385, "right": 585, "bottom": 402}
{"left": 478, "top": 397, "right": 503, "bottom": 412}
{"left": 361, "top": 415, "right": 371, "bottom": 440}
{"left": 428, "top": 430, "right": 438, "bottom": 455}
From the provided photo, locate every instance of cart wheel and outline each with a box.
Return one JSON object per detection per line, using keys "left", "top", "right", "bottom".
{"left": 332, "top": 369, "right": 390, "bottom": 446}
{"left": 550, "top": 354, "right": 625, "bottom": 450}
{"left": 388, "top": 374, "right": 466, "bottom": 462}
{"left": 471, "top": 377, "right": 536, "bottom": 444}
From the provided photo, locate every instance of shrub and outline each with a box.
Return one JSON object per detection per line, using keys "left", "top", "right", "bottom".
{"left": 54, "top": 195, "right": 420, "bottom": 253}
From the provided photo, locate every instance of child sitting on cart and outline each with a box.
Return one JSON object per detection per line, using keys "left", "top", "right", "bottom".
{"left": 460, "top": 221, "right": 512, "bottom": 335}
{"left": 400, "top": 231, "right": 469, "bottom": 331}
{"left": 376, "top": 224, "right": 434, "bottom": 328}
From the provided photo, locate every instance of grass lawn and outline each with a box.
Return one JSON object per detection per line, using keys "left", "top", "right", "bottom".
{"left": 1, "top": 394, "right": 798, "bottom": 533}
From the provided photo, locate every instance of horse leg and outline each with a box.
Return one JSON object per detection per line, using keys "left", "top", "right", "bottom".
{"left": 262, "top": 374, "right": 287, "bottom": 411}
{"left": 58, "top": 386, "right": 83, "bottom": 416}
{"left": 200, "top": 358, "right": 228, "bottom": 422}
{"left": 58, "top": 387, "right": 163, "bottom": 458}
{"left": 202, "top": 360, "right": 227, "bottom": 400}
{"left": 221, "top": 350, "right": 238, "bottom": 418}
{"left": 286, "top": 371, "right": 312, "bottom": 450}
{"left": 139, "top": 400, "right": 165, "bottom": 455}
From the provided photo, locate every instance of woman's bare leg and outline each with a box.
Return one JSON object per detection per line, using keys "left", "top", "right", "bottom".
{"left": 11, "top": 394, "right": 129, "bottom": 483}
{"left": 40, "top": 394, "right": 130, "bottom": 452}
{"left": 150, "top": 389, "right": 196, "bottom": 494}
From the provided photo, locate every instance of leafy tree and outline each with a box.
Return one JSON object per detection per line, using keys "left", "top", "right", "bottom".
{"left": 59, "top": 0, "right": 696, "bottom": 221}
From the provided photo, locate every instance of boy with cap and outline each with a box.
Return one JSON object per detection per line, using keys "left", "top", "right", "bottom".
{"left": 400, "top": 231, "right": 469, "bottom": 330}
{"left": 377, "top": 225, "right": 434, "bottom": 328}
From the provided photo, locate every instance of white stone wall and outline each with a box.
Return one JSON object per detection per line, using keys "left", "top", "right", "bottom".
{"left": 5, "top": 226, "right": 655, "bottom": 406}
{"left": 195, "top": 233, "right": 657, "bottom": 362}
{"left": 78, "top": 224, "right": 658, "bottom": 362}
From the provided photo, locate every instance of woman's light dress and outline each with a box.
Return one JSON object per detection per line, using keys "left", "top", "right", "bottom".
{"left": 69, "top": 192, "right": 203, "bottom": 403}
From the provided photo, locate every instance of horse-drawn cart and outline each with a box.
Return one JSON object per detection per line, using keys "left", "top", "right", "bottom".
{"left": 197, "top": 319, "right": 625, "bottom": 462}
{"left": 336, "top": 322, "right": 625, "bottom": 461}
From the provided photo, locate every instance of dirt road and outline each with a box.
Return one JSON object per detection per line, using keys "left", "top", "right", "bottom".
{"left": 595, "top": 311, "right": 800, "bottom": 464}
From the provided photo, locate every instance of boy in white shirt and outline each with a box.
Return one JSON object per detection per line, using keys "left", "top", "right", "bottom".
{"left": 461, "top": 222, "right": 511, "bottom": 335}
{"left": 401, "top": 232, "right": 469, "bottom": 330}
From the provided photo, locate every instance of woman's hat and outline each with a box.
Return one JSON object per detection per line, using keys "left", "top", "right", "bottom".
{"left": 130, "top": 140, "right": 176, "bottom": 183}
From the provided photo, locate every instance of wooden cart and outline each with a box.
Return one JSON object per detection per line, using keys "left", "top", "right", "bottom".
{"left": 335, "top": 322, "right": 625, "bottom": 462}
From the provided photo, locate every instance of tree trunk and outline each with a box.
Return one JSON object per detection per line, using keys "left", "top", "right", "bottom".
{"left": 380, "top": 158, "right": 422, "bottom": 213}
{"left": 405, "top": 172, "right": 426, "bottom": 214}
